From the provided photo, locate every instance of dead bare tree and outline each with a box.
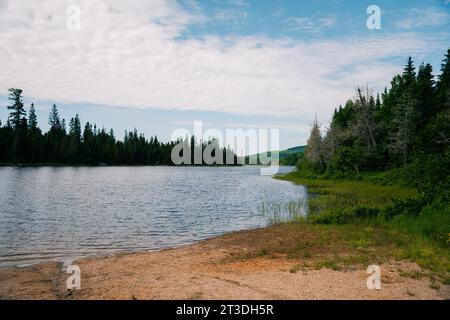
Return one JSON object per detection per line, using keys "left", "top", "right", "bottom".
{"left": 389, "top": 92, "right": 417, "bottom": 167}
{"left": 305, "top": 114, "right": 324, "bottom": 170}
{"left": 321, "top": 124, "right": 336, "bottom": 164}
{"left": 355, "top": 85, "right": 377, "bottom": 154}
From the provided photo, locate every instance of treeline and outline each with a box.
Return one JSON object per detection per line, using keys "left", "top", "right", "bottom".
{"left": 301, "top": 49, "right": 450, "bottom": 194}
{"left": 0, "top": 91, "right": 237, "bottom": 165}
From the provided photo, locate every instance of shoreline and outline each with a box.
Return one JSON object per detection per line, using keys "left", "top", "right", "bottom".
{"left": 1, "top": 174, "right": 448, "bottom": 300}
{"left": 0, "top": 163, "right": 293, "bottom": 168}
{"left": 0, "top": 223, "right": 447, "bottom": 300}
{"left": 0, "top": 236, "right": 219, "bottom": 270}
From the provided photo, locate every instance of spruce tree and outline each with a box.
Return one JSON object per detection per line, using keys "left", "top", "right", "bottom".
{"left": 69, "top": 114, "right": 82, "bottom": 143}
{"left": 402, "top": 56, "right": 416, "bottom": 87}
{"left": 437, "top": 49, "right": 450, "bottom": 90}
{"left": 7, "top": 88, "right": 26, "bottom": 129}
{"left": 28, "top": 103, "right": 38, "bottom": 131}
{"left": 437, "top": 49, "right": 450, "bottom": 111}
{"left": 416, "top": 63, "right": 435, "bottom": 129}
{"left": 48, "top": 104, "right": 61, "bottom": 132}
{"left": 61, "top": 119, "right": 66, "bottom": 134}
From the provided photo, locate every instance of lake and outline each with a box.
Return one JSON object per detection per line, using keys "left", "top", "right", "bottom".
{"left": 0, "top": 166, "right": 307, "bottom": 267}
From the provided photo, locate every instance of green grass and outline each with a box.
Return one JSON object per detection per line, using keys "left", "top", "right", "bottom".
{"left": 278, "top": 172, "right": 417, "bottom": 207}
{"left": 274, "top": 172, "right": 450, "bottom": 284}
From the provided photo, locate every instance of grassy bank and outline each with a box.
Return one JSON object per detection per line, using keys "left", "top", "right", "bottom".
{"left": 268, "top": 172, "right": 450, "bottom": 286}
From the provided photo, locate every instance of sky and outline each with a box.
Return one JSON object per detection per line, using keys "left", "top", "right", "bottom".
{"left": 0, "top": 0, "right": 449, "bottom": 151}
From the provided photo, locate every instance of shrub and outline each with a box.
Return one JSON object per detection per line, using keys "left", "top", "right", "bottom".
{"left": 383, "top": 196, "right": 429, "bottom": 220}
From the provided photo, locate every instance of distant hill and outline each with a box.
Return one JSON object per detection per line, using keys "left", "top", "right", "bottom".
{"left": 245, "top": 145, "right": 305, "bottom": 165}
{"left": 281, "top": 145, "right": 306, "bottom": 156}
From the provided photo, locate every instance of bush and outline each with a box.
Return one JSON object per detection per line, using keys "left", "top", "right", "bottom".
{"left": 383, "top": 195, "right": 429, "bottom": 220}
{"left": 326, "top": 146, "right": 365, "bottom": 175}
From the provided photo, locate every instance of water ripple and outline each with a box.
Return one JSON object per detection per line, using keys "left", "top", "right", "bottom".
{"left": 0, "top": 166, "right": 307, "bottom": 267}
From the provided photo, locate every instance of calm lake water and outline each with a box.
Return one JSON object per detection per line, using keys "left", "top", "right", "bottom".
{"left": 0, "top": 166, "right": 307, "bottom": 267}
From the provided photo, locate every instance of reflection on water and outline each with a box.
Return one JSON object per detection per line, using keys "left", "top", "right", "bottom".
{"left": 0, "top": 166, "right": 307, "bottom": 267}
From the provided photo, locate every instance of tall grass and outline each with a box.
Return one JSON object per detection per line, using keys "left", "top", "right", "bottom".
{"left": 259, "top": 199, "right": 306, "bottom": 225}
{"left": 278, "top": 172, "right": 417, "bottom": 214}
{"left": 276, "top": 171, "right": 450, "bottom": 281}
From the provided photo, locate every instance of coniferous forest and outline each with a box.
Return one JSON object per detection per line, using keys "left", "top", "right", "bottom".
{"left": 300, "top": 49, "right": 450, "bottom": 196}
{"left": 0, "top": 95, "right": 237, "bottom": 165}
{"left": 285, "top": 49, "right": 450, "bottom": 265}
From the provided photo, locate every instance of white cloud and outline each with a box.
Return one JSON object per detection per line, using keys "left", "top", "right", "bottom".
{"left": 0, "top": 0, "right": 446, "bottom": 121}
{"left": 172, "top": 120, "right": 311, "bottom": 133}
{"left": 214, "top": 8, "right": 248, "bottom": 22}
{"left": 185, "top": 0, "right": 202, "bottom": 11}
{"left": 396, "top": 7, "right": 450, "bottom": 29}
{"left": 283, "top": 15, "right": 336, "bottom": 33}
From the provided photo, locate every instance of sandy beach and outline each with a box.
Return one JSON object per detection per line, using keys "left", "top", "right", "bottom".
{"left": 0, "top": 224, "right": 447, "bottom": 300}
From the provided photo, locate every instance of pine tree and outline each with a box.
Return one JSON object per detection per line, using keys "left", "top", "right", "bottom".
{"left": 28, "top": 103, "right": 38, "bottom": 131}
{"left": 7, "top": 88, "right": 26, "bottom": 129}
{"left": 61, "top": 119, "right": 66, "bottom": 134}
{"left": 48, "top": 104, "right": 61, "bottom": 132}
{"left": 437, "top": 49, "right": 450, "bottom": 112}
{"left": 416, "top": 63, "right": 436, "bottom": 129}
{"left": 402, "top": 56, "right": 416, "bottom": 88}
{"left": 69, "top": 114, "right": 82, "bottom": 142}
{"left": 375, "top": 93, "right": 381, "bottom": 110}
{"left": 437, "top": 49, "right": 450, "bottom": 90}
